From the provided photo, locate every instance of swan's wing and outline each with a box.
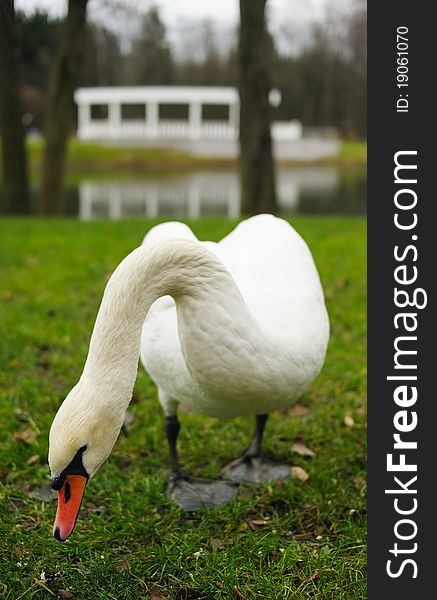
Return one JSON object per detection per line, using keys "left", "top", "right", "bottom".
{"left": 215, "top": 214, "right": 328, "bottom": 340}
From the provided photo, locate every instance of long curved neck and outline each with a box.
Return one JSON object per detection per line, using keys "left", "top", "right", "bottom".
{"left": 81, "top": 239, "right": 278, "bottom": 407}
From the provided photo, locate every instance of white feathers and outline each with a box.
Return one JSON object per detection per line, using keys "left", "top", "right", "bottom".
{"left": 49, "top": 215, "right": 329, "bottom": 479}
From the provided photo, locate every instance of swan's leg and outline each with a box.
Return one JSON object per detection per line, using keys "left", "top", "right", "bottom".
{"left": 221, "top": 414, "right": 291, "bottom": 484}
{"left": 164, "top": 414, "right": 239, "bottom": 511}
{"left": 164, "top": 415, "right": 184, "bottom": 479}
{"left": 243, "top": 413, "right": 268, "bottom": 459}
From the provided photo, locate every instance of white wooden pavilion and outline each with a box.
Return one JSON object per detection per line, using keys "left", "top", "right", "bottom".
{"left": 74, "top": 86, "right": 314, "bottom": 156}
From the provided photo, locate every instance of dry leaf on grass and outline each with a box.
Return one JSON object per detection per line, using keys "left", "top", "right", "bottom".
{"left": 215, "top": 581, "right": 225, "bottom": 589}
{"left": 291, "top": 466, "right": 309, "bottom": 482}
{"left": 149, "top": 587, "right": 168, "bottom": 600}
{"left": 291, "top": 442, "right": 315, "bottom": 458}
{"left": 210, "top": 538, "right": 224, "bottom": 550}
{"left": 115, "top": 559, "right": 130, "bottom": 572}
{"left": 353, "top": 476, "right": 366, "bottom": 490}
{"left": 232, "top": 585, "right": 246, "bottom": 599}
{"left": 336, "top": 278, "right": 349, "bottom": 290}
{"left": 287, "top": 405, "right": 310, "bottom": 417}
{"left": 26, "top": 454, "right": 40, "bottom": 466}
{"left": 249, "top": 519, "right": 270, "bottom": 529}
{"left": 57, "top": 591, "right": 77, "bottom": 600}
{"left": 13, "top": 428, "right": 38, "bottom": 445}
{"left": 344, "top": 415, "right": 355, "bottom": 428}
{"left": 302, "top": 571, "right": 320, "bottom": 585}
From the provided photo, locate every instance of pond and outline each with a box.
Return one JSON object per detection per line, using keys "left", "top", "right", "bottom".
{"left": 2, "top": 165, "right": 366, "bottom": 218}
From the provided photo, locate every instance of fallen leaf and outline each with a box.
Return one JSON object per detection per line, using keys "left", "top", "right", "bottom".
{"left": 336, "top": 278, "right": 349, "bottom": 290}
{"left": 344, "top": 415, "right": 355, "bottom": 428}
{"left": 302, "top": 571, "right": 320, "bottom": 585}
{"left": 13, "top": 545, "right": 24, "bottom": 558}
{"left": 26, "top": 454, "right": 40, "bottom": 466}
{"left": 288, "top": 405, "right": 310, "bottom": 417}
{"left": 115, "top": 559, "right": 130, "bottom": 572}
{"left": 353, "top": 476, "right": 366, "bottom": 490}
{"left": 232, "top": 585, "right": 246, "bottom": 599}
{"left": 249, "top": 519, "right": 270, "bottom": 529}
{"left": 292, "top": 442, "right": 315, "bottom": 458}
{"left": 210, "top": 538, "right": 224, "bottom": 550}
{"left": 215, "top": 581, "right": 225, "bottom": 589}
{"left": 291, "top": 466, "right": 309, "bottom": 482}
{"left": 13, "top": 428, "right": 37, "bottom": 445}
{"left": 272, "top": 549, "right": 285, "bottom": 561}
{"left": 149, "top": 586, "right": 168, "bottom": 600}
{"left": 57, "top": 591, "right": 77, "bottom": 600}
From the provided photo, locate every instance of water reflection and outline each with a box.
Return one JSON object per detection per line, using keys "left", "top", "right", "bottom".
{"left": 0, "top": 165, "right": 366, "bottom": 218}
{"left": 78, "top": 166, "right": 363, "bottom": 220}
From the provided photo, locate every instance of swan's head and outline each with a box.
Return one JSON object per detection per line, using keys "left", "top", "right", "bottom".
{"left": 48, "top": 382, "right": 125, "bottom": 542}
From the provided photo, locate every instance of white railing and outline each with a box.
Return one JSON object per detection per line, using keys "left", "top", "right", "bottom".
{"left": 78, "top": 120, "right": 237, "bottom": 141}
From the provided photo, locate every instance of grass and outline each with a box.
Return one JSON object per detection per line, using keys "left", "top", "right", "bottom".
{"left": 0, "top": 217, "right": 366, "bottom": 599}
{"left": 335, "top": 141, "right": 367, "bottom": 165}
{"left": 2, "top": 138, "right": 367, "bottom": 180}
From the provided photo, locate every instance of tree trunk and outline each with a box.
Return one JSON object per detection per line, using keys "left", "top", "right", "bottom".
{"left": 0, "top": 0, "right": 30, "bottom": 214}
{"left": 238, "top": 0, "right": 277, "bottom": 214}
{"left": 40, "top": 0, "right": 88, "bottom": 215}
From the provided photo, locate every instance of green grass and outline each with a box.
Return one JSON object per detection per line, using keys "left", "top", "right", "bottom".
{"left": 0, "top": 217, "right": 366, "bottom": 599}
{"left": 2, "top": 138, "right": 367, "bottom": 180}
{"left": 336, "top": 141, "right": 367, "bottom": 165}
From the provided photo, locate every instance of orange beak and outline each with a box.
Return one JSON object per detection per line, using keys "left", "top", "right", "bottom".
{"left": 53, "top": 474, "right": 88, "bottom": 541}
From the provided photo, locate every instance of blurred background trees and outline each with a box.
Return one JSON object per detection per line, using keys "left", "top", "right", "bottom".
{"left": 41, "top": 0, "right": 89, "bottom": 215}
{"left": 0, "top": 0, "right": 366, "bottom": 215}
{"left": 0, "top": 0, "right": 30, "bottom": 213}
{"left": 11, "top": 0, "right": 366, "bottom": 139}
{"left": 238, "top": 0, "right": 276, "bottom": 213}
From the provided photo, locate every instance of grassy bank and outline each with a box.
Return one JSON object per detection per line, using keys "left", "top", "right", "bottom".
{"left": 0, "top": 217, "right": 366, "bottom": 599}
{"left": 17, "top": 139, "right": 367, "bottom": 178}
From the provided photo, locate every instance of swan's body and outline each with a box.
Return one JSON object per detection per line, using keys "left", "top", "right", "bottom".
{"left": 140, "top": 215, "right": 328, "bottom": 418}
{"left": 48, "top": 214, "right": 329, "bottom": 540}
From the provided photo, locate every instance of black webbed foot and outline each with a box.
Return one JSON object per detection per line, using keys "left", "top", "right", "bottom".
{"left": 221, "top": 455, "right": 291, "bottom": 485}
{"left": 168, "top": 472, "right": 239, "bottom": 511}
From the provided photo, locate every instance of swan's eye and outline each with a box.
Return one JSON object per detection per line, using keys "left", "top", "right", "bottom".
{"left": 50, "top": 445, "right": 89, "bottom": 490}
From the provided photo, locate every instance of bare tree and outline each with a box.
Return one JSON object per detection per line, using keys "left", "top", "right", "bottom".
{"left": 0, "top": 0, "right": 30, "bottom": 214}
{"left": 238, "top": 0, "right": 277, "bottom": 214}
{"left": 40, "top": 0, "right": 88, "bottom": 215}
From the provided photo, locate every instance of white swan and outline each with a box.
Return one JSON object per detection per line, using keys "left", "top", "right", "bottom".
{"left": 48, "top": 214, "right": 329, "bottom": 541}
